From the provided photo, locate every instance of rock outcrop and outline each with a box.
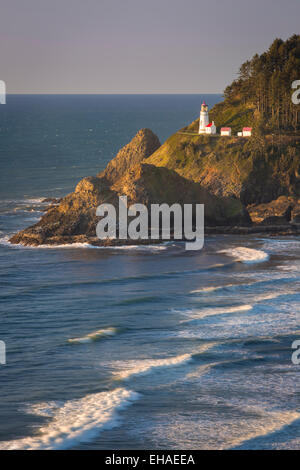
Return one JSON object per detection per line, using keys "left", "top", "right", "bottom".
{"left": 98, "top": 128, "right": 161, "bottom": 184}
{"left": 248, "top": 195, "right": 300, "bottom": 227}
{"left": 9, "top": 128, "right": 251, "bottom": 247}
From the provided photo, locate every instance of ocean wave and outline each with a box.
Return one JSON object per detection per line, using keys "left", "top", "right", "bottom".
{"left": 0, "top": 237, "right": 97, "bottom": 249}
{"left": 260, "top": 238, "right": 300, "bottom": 254}
{"left": 255, "top": 292, "right": 287, "bottom": 302}
{"left": 22, "top": 198, "right": 47, "bottom": 205}
{"left": 190, "top": 284, "right": 237, "bottom": 293}
{"left": 0, "top": 388, "right": 139, "bottom": 450}
{"left": 24, "top": 216, "right": 41, "bottom": 223}
{"left": 180, "top": 305, "right": 253, "bottom": 322}
{"left": 218, "top": 247, "right": 269, "bottom": 264}
{"left": 107, "top": 244, "right": 168, "bottom": 251}
{"left": 155, "top": 396, "right": 300, "bottom": 450}
{"left": 68, "top": 327, "right": 118, "bottom": 344}
{"left": 114, "top": 354, "right": 193, "bottom": 381}
{"left": 229, "top": 409, "right": 300, "bottom": 450}
{"left": 278, "top": 262, "right": 300, "bottom": 272}
{"left": 0, "top": 237, "right": 168, "bottom": 251}
{"left": 191, "top": 275, "right": 300, "bottom": 295}
{"left": 113, "top": 344, "right": 214, "bottom": 381}
{"left": 191, "top": 288, "right": 291, "bottom": 302}
{"left": 0, "top": 197, "right": 46, "bottom": 205}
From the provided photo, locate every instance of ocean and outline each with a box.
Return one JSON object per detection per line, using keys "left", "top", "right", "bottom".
{"left": 0, "top": 94, "right": 299, "bottom": 450}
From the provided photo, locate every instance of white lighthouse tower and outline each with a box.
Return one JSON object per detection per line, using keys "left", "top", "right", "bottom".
{"left": 198, "top": 101, "right": 209, "bottom": 134}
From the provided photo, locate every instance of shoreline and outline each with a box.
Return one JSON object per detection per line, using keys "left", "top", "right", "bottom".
{"left": 7, "top": 223, "right": 300, "bottom": 248}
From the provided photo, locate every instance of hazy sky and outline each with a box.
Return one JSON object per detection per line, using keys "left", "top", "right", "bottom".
{"left": 1, "top": 0, "right": 299, "bottom": 94}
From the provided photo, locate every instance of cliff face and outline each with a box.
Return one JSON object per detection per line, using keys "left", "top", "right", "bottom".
{"left": 9, "top": 129, "right": 250, "bottom": 246}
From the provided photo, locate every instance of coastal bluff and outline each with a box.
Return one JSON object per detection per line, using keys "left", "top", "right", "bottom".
{"left": 9, "top": 128, "right": 250, "bottom": 247}
{"left": 9, "top": 125, "right": 300, "bottom": 247}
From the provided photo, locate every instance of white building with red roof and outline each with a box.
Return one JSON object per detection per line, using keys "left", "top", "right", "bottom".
{"left": 242, "top": 127, "right": 252, "bottom": 137}
{"left": 221, "top": 127, "right": 231, "bottom": 136}
{"left": 205, "top": 121, "right": 216, "bottom": 135}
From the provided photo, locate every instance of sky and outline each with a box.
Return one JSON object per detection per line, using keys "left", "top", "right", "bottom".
{"left": 0, "top": 0, "right": 299, "bottom": 94}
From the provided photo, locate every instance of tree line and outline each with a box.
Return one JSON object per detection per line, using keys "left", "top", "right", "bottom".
{"left": 224, "top": 35, "right": 300, "bottom": 132}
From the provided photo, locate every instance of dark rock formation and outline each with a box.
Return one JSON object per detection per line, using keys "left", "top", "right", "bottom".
{"left": 248, "top": 195, "right": 300, "bottom": 227}
{"left": 258, "top": 205, "right": 293, "bottom": 226}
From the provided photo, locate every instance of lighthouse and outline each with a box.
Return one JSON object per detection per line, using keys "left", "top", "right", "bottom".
{"left": 198, "top": 101, "right": 209, "bottom": 134}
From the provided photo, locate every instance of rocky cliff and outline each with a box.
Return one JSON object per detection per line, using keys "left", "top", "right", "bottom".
{"left": 9, "top": 128, "right": 250, "bottom": 246}
{"left": 98, "top": 128, "right": 161, "bottom": 184}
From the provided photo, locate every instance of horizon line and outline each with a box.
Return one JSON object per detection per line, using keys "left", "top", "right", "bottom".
{"left": 5, "top": 92, "right": 223, "bottom": 96}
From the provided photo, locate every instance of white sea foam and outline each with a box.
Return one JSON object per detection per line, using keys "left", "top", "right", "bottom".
{"left": 0, "top": 236, "right": 13, "bottom": 247}
{"left": 0, "top": 388, "right": 139, "bottom": 450}
{"left": 68, "top": 327, "right": 117, "bottom": 344}
{"left": 0, "top": 237, "right": 168, "bottom": 251}
{"left": 105, "top": 244, "right": 168, "bottom": 251}
{"left": 22, "top": 198, "right": 47, "bottom": 204}
{"left": 193, "top": 285, "right": 234, "bottom": 293}
{"left": 1, "top": 197, "right": 46, "bottom": 205}
{"left": 0, "top": 237, "right": 97, "bottom": 250}
{"left": 191, "top": 288, "right": 289, "bottom": 301}
{"left": 190, "top": 284, "right": 236, "bottom": 293}
{"left": 113, "top": 344, "right": 214, "bottom": 381}
{"left": 180, "top": 304, "right": 253, "bottom": 322}
{"left": 255, "top": 292, "right": 286, "bottom": 302}
{"left": 114, "top": 354, "right": 193, "bottom": 381}
{"left": 219, "top": 247, "right": 269, "bottom": 264}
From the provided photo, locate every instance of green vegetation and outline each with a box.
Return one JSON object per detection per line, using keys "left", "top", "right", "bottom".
{"left": 186, "top": 35, "right": 300, "bottom": 134}
{"left": 222, "top": 35, "right": 300, "bottom": 132}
